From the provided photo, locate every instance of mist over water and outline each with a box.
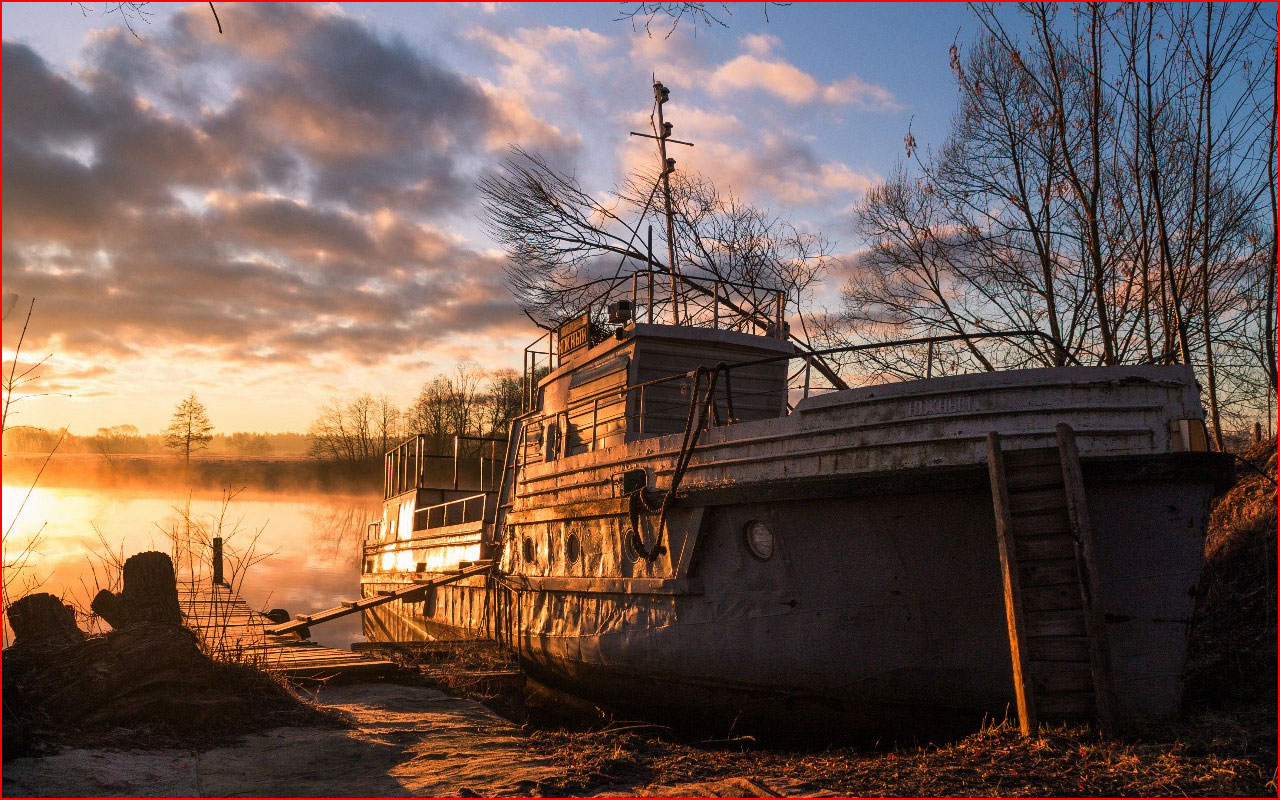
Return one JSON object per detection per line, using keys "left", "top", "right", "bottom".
{"left": 3, "top": 482, "right": 379, "bottom": 650}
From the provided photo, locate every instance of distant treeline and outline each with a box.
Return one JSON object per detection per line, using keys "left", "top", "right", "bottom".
{"left": 1, "top": 452, "right": 382, "bottom": 495}
{"left": 2, "top": 426, "right": 310, "bottom": 457}
{"left": 307, "top": 365, "right": 525, "bottom": 464}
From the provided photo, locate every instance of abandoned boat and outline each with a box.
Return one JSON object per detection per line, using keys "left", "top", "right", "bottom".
{"left": 347, "top": 280, "right": 1229, "bottom": 736}
{"left": 262, "top": 84, "right": 1229, "bottom": 737}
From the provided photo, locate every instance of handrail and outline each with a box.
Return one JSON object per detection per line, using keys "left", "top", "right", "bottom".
{"left": 383, "top": 434, "right": 506, "bottom": 499}
{"left": 413, "top": 492, "right": 489, "bottom": 531}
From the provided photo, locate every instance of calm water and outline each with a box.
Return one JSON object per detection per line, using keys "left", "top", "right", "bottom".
{"left": 2, "top": 483, "right": 380, "bottom": 650}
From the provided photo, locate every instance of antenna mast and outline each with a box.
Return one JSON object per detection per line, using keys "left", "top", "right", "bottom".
{"left": 654, "top": 81, "right": 679, "bottom": 324}
{"left": 631, "top": 79, "right": 694, "bottom": 325}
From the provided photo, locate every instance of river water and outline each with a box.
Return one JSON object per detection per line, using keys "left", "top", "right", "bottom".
{"left": 2, "top": 483, "right": 379, "bottom": 650}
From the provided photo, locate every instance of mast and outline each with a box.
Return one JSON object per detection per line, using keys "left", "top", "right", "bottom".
{"left": 631, "top": 80, "right": 694, "bottom": 326}
{"left": 654, "top": 81, "right": 680, "bottom": 324}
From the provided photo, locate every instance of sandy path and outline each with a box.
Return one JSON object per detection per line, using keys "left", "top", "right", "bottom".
{"left": 3, "top": 683, "right": 562, "bottom": 797}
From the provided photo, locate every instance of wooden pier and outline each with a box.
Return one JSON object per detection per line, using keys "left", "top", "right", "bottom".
{"left": 180, "top": 583, "right": 395, "bottom": 681}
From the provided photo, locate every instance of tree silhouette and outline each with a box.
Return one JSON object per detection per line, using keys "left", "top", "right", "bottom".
{"left": 164, "top": 393, "right": 213, "bottom": 465}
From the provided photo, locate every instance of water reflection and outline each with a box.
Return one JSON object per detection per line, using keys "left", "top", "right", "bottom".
{"left": 2, "top": 484, "right": 379, "bottom": 650}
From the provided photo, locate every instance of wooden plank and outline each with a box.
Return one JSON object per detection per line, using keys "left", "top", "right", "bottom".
{"left": 1009, "top": 503, "right": 1069, "bottom": 521}
{"left": 1010, "top": 513, "right": 1074, "bottom": 538}
{"left": 1007, "top": 488, "right": 1068, "bottom": 516}
{"left": 1056, "top": 423, "right": 1117, "bottom": 732}
{"left": 1001, "top": 448, "right": 1062, "bottom": 468}
{"left": 986, "top": 431, "right": 1037, "bottom": 736}
{"left": 1005, "top": 465, "right": 1067, "bottom": 492}
{"left": 1019, "top": 558, "right": 1080, "bottom": 588}
{"left": 1022, "top": 613, "right": 1087, "bottom": 638}
{"left": 1026, "top": 635, "right": 1092, "bottom": 663}
{"left": 1016, "top": 534, "right": 1077, "bottom": 561}
{"left": 1021, "top": 583, "right": 1084, "bottom": 613}
{"left": 1035, "top": 690, "right": 1097, "bottom": 716}
{"left": 180, "top": 587, "right": 396, "bottom": 681}
{"left": 1028, "top": 662, "right": 1094, "bottom": 694}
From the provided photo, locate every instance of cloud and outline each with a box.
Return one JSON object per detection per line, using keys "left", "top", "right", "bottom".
{"left": 708, "top": 54, "right": 901, "bottom": 111}
{"left": 1, "top": 6, "right": 568, "bottom": 374}
{"left": 740, "top": 33, "right": 781, "bottom": 57}
{"left": 663, "top": 127, "right": 877, "bottom": 209}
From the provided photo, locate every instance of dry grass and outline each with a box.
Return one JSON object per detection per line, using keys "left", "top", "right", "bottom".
{"left": 1186, "top": 437, "right": 1277, "bottom": 712}
{"left": 524, "top": 715, "right": 1274, "bottom": 797}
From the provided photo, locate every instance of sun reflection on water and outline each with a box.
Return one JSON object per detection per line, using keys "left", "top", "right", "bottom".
{"left": 2, "top": 482, "right": 379, "bottom": 649}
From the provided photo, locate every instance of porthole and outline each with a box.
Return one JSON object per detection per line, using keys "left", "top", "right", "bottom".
{"left": 744, "top": 519, "right": 775, "bottom": 561}
{"left": 565, "top": 532, "right": 581, "bottom": 563}
{"left": 522, "top": 536, "right": 536, "bottom": 564}
{"left": 621, "top": 527, "right": 640, "bottom": 563}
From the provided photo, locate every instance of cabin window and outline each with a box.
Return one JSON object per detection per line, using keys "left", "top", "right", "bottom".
{"left": 522, "top": 535, "right": 536, "bottom": 564}
{"left": 565, "top": 532, "right": 581, "bottom": 563}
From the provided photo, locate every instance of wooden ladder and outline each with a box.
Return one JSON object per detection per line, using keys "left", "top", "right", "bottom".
{"left": 986, "top": 423, "right": 1116, "bottom": 735}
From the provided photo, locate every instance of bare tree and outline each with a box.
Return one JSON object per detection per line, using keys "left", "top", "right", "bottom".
{"left": 478, "top": 368, "right": 524, "bottom": 439}
{"left": 405, "top": 364, "right": 486, "bottom": 454}
{"left": 1, "top": 299, "right": 63, "bottom": 633}
{"left": 74, "top": 2, "right": 222, "bottom": 38}
{"left": 838, "top": 3, "right": 1275, "bottom": 441}
{"left": 615, "top": 2, "right": 786, "bottom": 38}
{"left": 479, "top": 147, "right": 847, "bottom": 388}
{"left": 307, "top": 394, "right": 390, "bottom": 463}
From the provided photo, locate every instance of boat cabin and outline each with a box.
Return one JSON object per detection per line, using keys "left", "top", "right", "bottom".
{"left": 521, "top": 318, "right": 793, "bottom": 468}
{"left": 362, "top": 434, "right": 503, "bottom": 575}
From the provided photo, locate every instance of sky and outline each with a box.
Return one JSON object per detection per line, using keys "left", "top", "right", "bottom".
{"left": 3, "top": 2, "right": 988, "bottom": 435}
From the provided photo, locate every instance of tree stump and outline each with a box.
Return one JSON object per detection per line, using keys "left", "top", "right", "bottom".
{"left": 90, "top": 551, "right": 183, "bottom": 629}
{"left": 6, "top": 593, "right": 83, "bottom": 645}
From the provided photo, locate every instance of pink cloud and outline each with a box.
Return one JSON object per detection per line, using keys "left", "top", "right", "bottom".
{"left": 709, "top": 54, "right": 901, "bottom": 111}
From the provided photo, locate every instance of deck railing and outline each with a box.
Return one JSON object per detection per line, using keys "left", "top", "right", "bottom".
{"left": 384, "top": 434, "right": 505, "bottom": 499}
{"left": 415, "top": 492, "right": 489, "bottom": 531}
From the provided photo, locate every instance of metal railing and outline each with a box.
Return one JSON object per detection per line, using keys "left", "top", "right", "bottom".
{"left": 521, "top": 272, "right": 790, "bottom": 413}
{"left": 625, "top": 269, "right": 786, "bottom": 336}
{"left": 414, "top": 492, "right": 489, "bottom": 531}
{"left": 384, "top": 434, "right": 505, "bottom": 499}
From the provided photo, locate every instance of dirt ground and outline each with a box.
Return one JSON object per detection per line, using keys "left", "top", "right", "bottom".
{"left": 0, "top": 682, "right": 821, "bottom": 797}
{"left": 3, "top": 679, "right": 1273, "bottom": 797}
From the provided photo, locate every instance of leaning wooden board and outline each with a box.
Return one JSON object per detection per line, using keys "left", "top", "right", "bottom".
{"left": 179, "top": 583, "right": 395, "bottom": 681}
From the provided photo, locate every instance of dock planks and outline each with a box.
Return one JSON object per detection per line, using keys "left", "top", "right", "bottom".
{"left": 179, "top": 583, "right": 395, "bottom": 681}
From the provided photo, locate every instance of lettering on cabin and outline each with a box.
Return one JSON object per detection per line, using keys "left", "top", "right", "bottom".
{"left": 906, "top": 395, "right": 973, "bottom": 418}
{"left": 557, "top": 311, "right": 591, "bottom": 358}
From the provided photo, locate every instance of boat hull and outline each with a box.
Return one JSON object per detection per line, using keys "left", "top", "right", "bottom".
{"left": 364, "top": 454, "right": 1225, "bottom": 736}
{"left": 361, "top": 365, "right": 1228, "bottom": 736}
